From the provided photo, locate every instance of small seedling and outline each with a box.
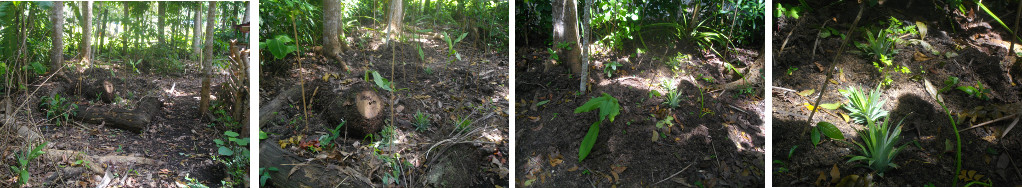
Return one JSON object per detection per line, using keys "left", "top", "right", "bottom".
{"left": 957, "top": 81, "right": 991, "bottom": 100}
{"left": 786, "top": 67, "right": 798, "bottom": 76}
{"left": 846, "top": 115, "right": 909, "bottom": 176}
{"left": 604, "top": 61, "right": 622, "bottom": 77}
{"left": 413, "top": 111, "right": 430, "bottom": 132}
{"left": 660, "top": 79, "right": 683, "bottom": 108}
{"left": 575, "top": 93, "right": 621, "bottom": 162}
{"left": 811, "top": 121, "right": 845, "bottom": 147}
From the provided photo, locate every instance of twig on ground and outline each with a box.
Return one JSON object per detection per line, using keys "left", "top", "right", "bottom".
{"left": 958, "top": 113, "right": 1018, "bottom": 132}
{"left": 653, "top": 163, "right": 694, "bottom": 185}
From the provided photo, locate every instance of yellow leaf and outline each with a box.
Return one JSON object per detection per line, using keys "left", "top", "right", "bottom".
{"left": 652, "top": 130, "right": 659, "bottom": 142}
{"left": 841, "top": 113, "right": 851, "bottom": 123}
{"left": 798, "top": 89, "right": 815, "bottom": 97}
{"left": 566, "top": 165, "right": 579, "bottom": 172}
{"left": 803, "top": 103, "right": 817, "bottom": 111}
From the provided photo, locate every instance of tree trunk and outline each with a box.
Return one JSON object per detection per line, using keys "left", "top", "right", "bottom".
{"left": 122, "top": 3, "right": 128, "bottom": 56}
{"left": 98, "top": 3, "right": 107, "bottom": 54}
{"left": 50, "top": 1, "right": 64, "bottom": 73}
{"left": 551, "top": 0, "right": 582, "bottom": 77}
{"left": 322, "top": 0, "right": 352, "bottom": 71}
{"left": 77, "top": 1, "right": 92, "bottom": 66}
{"left": 199, "top": 1, "right": 216, "bottom": 117}
{"left": 17, "top": 5, "right": 36, "bottom": 69}
{"left": 158, "top": 1, "right": 165, "bottom": 44}
{"left": 386, "top": 0, "right": 404, "bottom": 43}
{"left": 192, "top": 3, "right": 203, "bottom": 60}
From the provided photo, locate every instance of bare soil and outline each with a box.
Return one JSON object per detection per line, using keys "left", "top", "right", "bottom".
{"left": 515, "top": 30, "right": 765, "bottom": 187}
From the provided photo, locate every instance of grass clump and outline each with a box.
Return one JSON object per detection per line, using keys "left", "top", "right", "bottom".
{"left": 846, "top": 115, "right": 909, "bottom": 176}
{"left": 413, "top": 110, "right": 430, "bottom": 132}
{"left": 840, "top": 85, "right": 888, "bottom": 124}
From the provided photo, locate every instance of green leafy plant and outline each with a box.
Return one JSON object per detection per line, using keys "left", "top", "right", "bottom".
{"left": 9, "top": 142, "right": 46, "bottom": 187}
{"left": 940, "top": 76, "right": 960, "bottom": 93}
{"left": 786, "top": 67, "right": 798, "bottom": 76}
{"left": 40, "top": 93, "right": 77, "bottom": 127}
{"left": 819, "top": 26, "right": 847, "bottom": 40}
{"left": 811, "top": 121, "right": 845, "bottom": 147}
{"left": 660, "top": 79, "right": 683, "bottom": 108}
{"left": 856, "top": 28, "right": 898, "bottom": 64}
{"left": 455, "top": 115, "right": 471, "bottom": 131}
{"left": 368, "top": 70, "right": 394, "bottom": 92}
{"left": 604, "top": 61, "right": 622, "bottom": 77}
{"left": 839, "top": 85, "right": 889, "bottom": 124}
{"left": 413, "top": 110, "right": 430, "bottom": 132}
{"left": 213, "top": 131, "right": 250, "bottom": 187}
{"left": 957, "top": 81, "right": 991, "bottom": 100}
{"left": 442, "top": 31, "right": 468, "bottom": 61}
{"left": 320, "top": 121, "right": 345, "bottom": 148}
{"left": 126, "top": 58, "right": 143, "bottom": 74}
{"left": 259, "top": 167, "right": 278, "bottom": 186}
{"left": 574, "top": 93, "right": 621, "bottom": 162}
{"left": 260, "top": 35, "right": 298, "bottom": 60}
{"left": 846, "top": 115, "right": 909, "bottom": 176}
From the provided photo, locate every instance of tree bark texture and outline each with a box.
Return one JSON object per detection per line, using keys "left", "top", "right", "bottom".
{"left": 199, "top": 1, "right": 216, "bottom": 117}
{"left": 551, "top": 0, "right": 582, "bottom": 76}
{"left": 50, "top": 1, "right": 64, "bottom": 73}
{"left": 78, "top": 1, "right": 92, "bottom": 65}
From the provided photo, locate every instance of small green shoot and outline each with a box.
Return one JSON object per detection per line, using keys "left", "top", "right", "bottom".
{"left": 604, "top": 61, "right": 622, "bottom": 77}
{"left": 574, "top": 93, "right": 621, "bottom": 162}
{"left": 413, "top": 111, "right": 430, "bottom": 132}
{"left": 957, "top": 81, "right": 991, "bottom": 100}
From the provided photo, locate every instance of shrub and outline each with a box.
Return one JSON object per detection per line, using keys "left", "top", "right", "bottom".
{"left": 41, "top": 93, "right": 77, "bottom": 127}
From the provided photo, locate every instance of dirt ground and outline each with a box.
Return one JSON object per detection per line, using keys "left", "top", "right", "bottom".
{"left": 258, "top": 25, "right": 509, "bottom": 187}
{"left": 772, "top": 0, "right": 1022, "bottom": 186}
{"left": 515, "top": 30, "right": 765, "bottom": 187}
{"left": 1, "top": 58, "right": 236, "bottom": 187}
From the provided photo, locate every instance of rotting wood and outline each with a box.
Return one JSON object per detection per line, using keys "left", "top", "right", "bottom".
{"left": 72, "top": 97, "right": 162, "bottom": 133}
{"left": 311, "top": 81, "right": 383, "bottom": 137}
{"left": 259, "top": 140, "right": 371, "bottom": 188}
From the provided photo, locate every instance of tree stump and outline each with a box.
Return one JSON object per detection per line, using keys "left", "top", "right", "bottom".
{"left": 312, "top": 81, "right": 384, "bottom": 137}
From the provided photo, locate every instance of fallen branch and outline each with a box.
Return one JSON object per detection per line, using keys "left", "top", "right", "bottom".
{"left": 654, "top": 163, "right": 694, "bottom": 185}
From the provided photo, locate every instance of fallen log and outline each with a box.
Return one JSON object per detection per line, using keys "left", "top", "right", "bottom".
{"left": 72, "top": 97, "right": 162, "bottom": 133}
{"left": 259, "top": 85, "right": 302, "bottom": 126}
{"left": 259, "top": 140, "right": 372, "bottom": 187}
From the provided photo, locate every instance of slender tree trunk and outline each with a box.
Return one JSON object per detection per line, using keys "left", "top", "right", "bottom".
{"left": 17, "top": 5, "right": 36, "bottom": 69}
{"left": 122, "top": 3, "right": 128, "bottom": 56}
{"left": 199, "top": 1, "right": 216, "bottom": 117}
{"left": 386, "top": 0, "right": 404, "bottom": 43}
{"left": 192, "top": 3, "right": 202, "bottom": 60}
{"left": 50, "top": 1, "right": 65, "bottom": 73}
{"left": 98, "top": 3, "right": 107, "bottom": 55}
{"left": 78, "top": 1, "right": 92, "bottom": 66}
{"left": 158, "top": 1, "right": 165, "bottom": 44}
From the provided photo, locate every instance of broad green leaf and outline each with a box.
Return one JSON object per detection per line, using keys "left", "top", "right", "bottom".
{"left": 817, "top": 121, "right": 845, "bottom": 140}
{"left": 224, "top": 131, "right": 240, "bottom": 137}
{"left": 535, "top": 100, "right": 549, "bottom": 107}
{"left": 820, "top": 102, "right": 842, "bottom": 110}
{"left": 579, "top": 121, "right": 600, "bottom": 162}
{"left": 811, "top": 127, "right": 821, "bottom": 146}
{"left": 371, "top": 71, "right": 394, "bottom": 92}
{"left": 214, "top": 139, "right": 225, "bottom": 145}
{"left": 218, "top": 146, "right": 234, "bottom": 156}
{"left": 259, "top": 131, "right": 268, "bottom": 139}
